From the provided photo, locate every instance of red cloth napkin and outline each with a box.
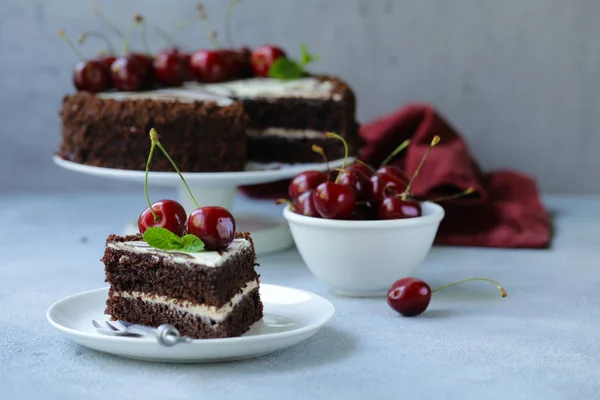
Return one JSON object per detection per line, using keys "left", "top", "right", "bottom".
{"left": 240, "top": 103, "right": 552, "bottom": 248}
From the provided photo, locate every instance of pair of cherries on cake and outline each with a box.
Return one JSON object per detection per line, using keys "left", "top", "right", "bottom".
{"left": 286, "top": 134, "right": 441, "bottom": 221}
{"left": 137, "top": 129, "right": 235, "bottom": 252}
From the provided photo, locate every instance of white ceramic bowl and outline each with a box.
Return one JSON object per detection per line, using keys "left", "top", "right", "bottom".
{"left": 283, "top": 202, "right": 445, "bottom": 297}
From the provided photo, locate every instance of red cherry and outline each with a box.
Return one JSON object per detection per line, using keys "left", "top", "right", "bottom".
{"left": 127, "top": 52, "right": 154, "bottom": 87}
{"left": 377, "top": 165, "right": 409, "bottom": 183}
{"left": 221, "top": 47, "right": 252, "bottom": 79}
{"left": 110, "top": 56, "right": 146, "bottom": 91}
{"left": 378, "top": 197, "right": 422, "bottom": 220}
{"left": 338, "top": 170, "right": 368, "bottom": 201}
{"left": 97, "top": 55, "right": 117, "bottom": 70}
{"left": 73, "top": 60, "right": 109, "bottom": 93}
{"left": 293, "top": 191, "right": 320, "bottom": 218}
{"left": 138, "top": 199, "right": 187, "bottom": 236}
{"left": 190, "top": 50, "right": 229, "bottom": 83}
{"left": 346, "top": 162, "right": 374, "bottom": 180}
{"left": 313, "top": 182, "right": 356, "bottom": 219}
{"left": 369, "top": 170, "right": 410, "bottom": 203}
{"left": 288, "top": 170, "right": 328, "bottom": 200}
{"left": 153, "top": 51, "right": 187, "bottom": 86}
{"left": 187, "top": 206, "right": 236, "bottom": 251}
{"left": 250, "top": 45, "right": 286, "bottom": 77}
{"left": 387, "top": 277, "right": 432, "bottom": 317}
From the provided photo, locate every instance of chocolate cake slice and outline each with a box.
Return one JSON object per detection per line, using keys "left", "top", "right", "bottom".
{"left": 186, "top": 75, "right": 361, "bottom": 164}
{"left": 101, "top": 232, "right": 263, "bottom": 339}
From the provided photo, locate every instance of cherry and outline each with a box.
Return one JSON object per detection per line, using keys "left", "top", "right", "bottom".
{"left": 378, "top": 197, "right": 422, "bottom": 220}
{"left": 251, "top": 45, "right": 286, "bottom": 77}
{"left": 387, "top": 277, "right": 507, "bottom": 317}
{"left": 190, "top": 50, "right": 229, "bottom": 83}
{"left": 346, "top": 162, "right": 374, "bottom": 180}
{"left": 153, "top": 51, "right": 187, "bottom": 86}
{"left": 98, "top": 54, "right": 117, "bottom": 70}
{"left": 73, "top": 60, "right": 109, "bottom": 93}
{"left": 128, "top": 52, "right": 154, "bottom": 87}
{"left": 58, "top": 29, "right": 109, "bottom": 93}
{"left": 387, "top": 278, "right": 432, "bottom": 317}
{"left": 313, "top": 182, "right": 356, "bottom": 219}
{"left": 110, "top": 56, "right": 146, "bottom": 91}
{"left": 187, "top": 206, "right": 236, "bottom": 251}
{"left": 368, "top": 172, "right": 408, "bottom": 203}
{"left": 293, "top": 191, "right": 320, "bottom": 218}
{"left": 288, "top": 170, "right": 328, "bottom": 200}
{"left": 376, "top": 165, "right": 410, "bottom": 183}
{"left": 338, "top": 169, "right": 368, "bottom": 201}
{"left": 221, "top": 47, "right": 252, "bottom": 79}
{"left": 138, "top": 199, "right": 187, "bottom": 236}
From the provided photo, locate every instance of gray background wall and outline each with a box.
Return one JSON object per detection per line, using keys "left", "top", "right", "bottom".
{"left": 1, "top": 0, "right": 598, "bottom": 193}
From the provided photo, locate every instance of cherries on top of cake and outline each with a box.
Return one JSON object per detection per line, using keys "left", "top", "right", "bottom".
{"left": 283, "top": 134, "right": 451, "bottom": 221}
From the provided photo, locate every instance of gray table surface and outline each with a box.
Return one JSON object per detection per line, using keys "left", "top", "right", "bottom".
{"left": 1, "top": 192, "right": 599, "bottom": 400}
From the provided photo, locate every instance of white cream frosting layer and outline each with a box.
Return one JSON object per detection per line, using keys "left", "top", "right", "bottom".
{"left": 247, "top": 127, "right": 324, "bottom": 139}
{"left": 107, "top": 238, "right": 251, "bottom": 268}
{"left": 114, "top": 279, "right": 258, "bottom": 322}
{"left": 97, "top": 88, "right": 234, "bottom": 106}
{"left": 185, "top": 77, "right": 340, "bottom": 100}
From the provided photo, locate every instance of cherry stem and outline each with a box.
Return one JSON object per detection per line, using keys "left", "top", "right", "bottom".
{"left": 58, "top": 30, "right": 86, "bottom": 61}
{"left": 155, "top": 25, "right": 177, "bottom": 47}
{"left": 144, "top": 137, "right": 159, "bottom": 221}
{"left": 196, "top": 3, "right": 219, "bottom": 49}
{"left": 121, "top": 18, "right": 137, "bottom": 56}
{"left": 432, "top": 278, "right": 507, "bottom": 298}
{"left": 78, "top": 31, "right": 116, "bottom": 55}
{"left": 275, "top": 198, "right": 296, "bottom": 212}
{"left": 428, "top": 187, "right": 475, "bottom": 203}
{"left": 380, "top": 139, "right": 410, "bottom": 167}
{"left": 324, "top": 132, "right": 348, "bottom": 184}
{"left": 149, "top": 129, "right": 200, "bottom": 210}
{"left": 224, "top": 0, "right": 240, "bottom": 47}
{"left": 312, "top": 144, "right": 331, "bottom": 180}
{"left": 135, "top": 15, "right": 152, "bottom": 54}
{"left": 92, "top": 4, "right": 124, "bottom": 39}
{"left": 401, "top": 135, "right": 440, "bottom": 200}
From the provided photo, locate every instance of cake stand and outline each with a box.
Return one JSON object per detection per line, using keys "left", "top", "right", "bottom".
{"left": 53, "top": 155, "right": 352, "bottom": 255}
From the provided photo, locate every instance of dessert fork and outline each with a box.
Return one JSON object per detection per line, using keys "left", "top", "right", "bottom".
{"left": 92, "top": 319, "right": 192, "bottom": 346}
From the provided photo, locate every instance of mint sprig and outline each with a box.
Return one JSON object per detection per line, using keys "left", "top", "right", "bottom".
{"left": 268, "top": 44, "right": 321, "bottom": 81}
{"left": 142, "top": 227, "right": 205, "bottom": 252}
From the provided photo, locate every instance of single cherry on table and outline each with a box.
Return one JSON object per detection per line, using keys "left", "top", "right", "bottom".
{"left": 138, "top": 199, "right": 187, "bottom": 236}
{"left": 188, "top": 206, "right": 236, "bottom": 251}
{"left": 250, "top": 45, "right": 286, "bottom": 77}
{"left": 387, "top": 277, "right": 507, "bottom": 317}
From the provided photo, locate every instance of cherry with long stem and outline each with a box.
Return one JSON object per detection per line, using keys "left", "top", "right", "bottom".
{"left": 432, "top": 277, "right": 507, "bottom": 297}
{"left": 149, "top": 129, "right": 200, "bottom": 209}
{"left": 92, "top": 4, "right": 124, "bottom": 39}
{"left": 59, "top": 29, "right": 109, "bottom": 93}
{"left": 380, "top": 139, "right": 410, "bottom": 167}
{"left": 401, "top": 135, "right": 440, "bottom": 200}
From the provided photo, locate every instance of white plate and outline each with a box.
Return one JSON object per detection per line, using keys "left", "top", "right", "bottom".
{"left": 52, "top": 155, "right": 353, "bottom": 187}
{"left": 46, "top": 284, "right": 335, "bottom": 363}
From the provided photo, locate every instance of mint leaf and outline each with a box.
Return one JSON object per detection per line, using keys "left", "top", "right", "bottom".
{"left": 300, "top": 44, "right": 320, "bottom": 66}
{"left": 142, "top": 227, "right": 183, "bottom": 250}
{"left": 181, "top": 234, "right": 205, "bottom": 252}
{"left": 268, "top": 58, "right": 304, "bottom": 80}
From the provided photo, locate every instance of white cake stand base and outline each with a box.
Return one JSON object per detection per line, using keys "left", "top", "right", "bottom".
{"left": 53, "top": 156, "right": 352, "bottom": 255}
